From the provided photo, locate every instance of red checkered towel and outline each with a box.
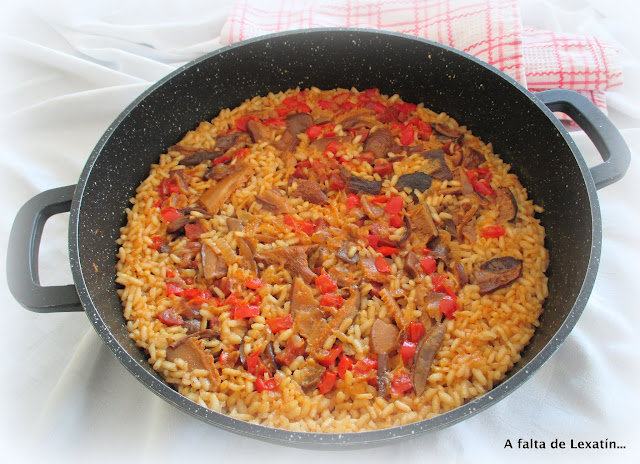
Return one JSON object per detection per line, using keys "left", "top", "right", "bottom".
{"left": 221, "top": 0, "right": 622, "bottom": 114}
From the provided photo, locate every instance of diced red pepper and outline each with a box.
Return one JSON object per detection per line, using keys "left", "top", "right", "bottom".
{"left": 284, "top": 215, "right": 316, "bottom": 235}
{"left": 246, "top": 349, "right": 268, "bottom": 377}
{"left": 157, "top": 308, "right": 184, "bottom": 326}
{"left": 366, "top": 234, "right": 380, "bottom": 249}
{"left": 317, "top": 345, "right": 343, "bottom": 367}
{"left": 391, "top": 370, "right": 413, "bottom": 394}
{"left": 318, "top": 370, "right": 338, "bottom": 394}
{"left": 297, "top": 103, "right": 312, "bottom": 113}
{"left": 396, "top": 102, "right": 417, "bottom": 114}
{"left": 389, "top": 214, "right": 404, "bottom": 228}
{"left": 282, "top": 96, "right": 299, "bottom": 109}
{"left": 184, "top": 223, "right": 205, "bottom": 240}
{"left": 376, "top": 246, "right": 399, "bottom": 256}
{"left": 421, "top": 247, "right": 432, "bottom": 254}
{"left": 265, "top": 118, "right": 287, "bottom": 127}
{"left": 385, "top": 196, "right": 404, "bottom": 215}
{"left": 420, "top": 256, "right": 437, "bottom": 274}
{"left": 340, "top": 101, "right": 356, "bottom": 112}
{"left": 408, "top": 321, "right": 426, "bottom": 343}
{"left": 315, "top": 272, "right": 337, "bottom": 294}
{"left": 440, "top": 295, "right": 458, "bottom": 319}
{"left": 357, "top": 151, "right": 375, "bottom": 164}
{"left": 482, "top": 225, "right": 506, "bottom": 238}
{"left": 346, "top": 193, "right": 361, "bottom": 209}
{"left": 328, "top": 172, "right": 346, "bottom": 190}
{"left": 318, "top": 99, "right": 333, "bottom": 110}
{"left": 350, "top": 128, "right": 370, "bottom": 142}
{"left": 213, "top": 155, "right": 230, "bottom": 165}
{"left": 320, "top": 293, "right": 344, "bottom": 308}
{"left": 305, "top": 125, "right": 323, "bottom": 140}
{"left": 255, "top": 376, "right": 278, "bottom": 392}
{"left": 371, "top": 101, "right": 387, "bottom": 114}
{"left": 245, "top": 278, "right": 264, "bottom": 290}
{"left": 158, "top": 178, "right": 181, "bottom": 197}
{"left": 353, "top": 356, "right": 378, "bottom": 376}
{"left": 234, "top": 115, "right": 257, "bottom": 132}
{"left": 400, "top": 340, "right": 417, "bottom": 364}
{"left": 182, "top": 288, "right": 212, "bottom": 302}
{"left": 337, "top": 354, "right": 354, "bottom": 379}
{"left": 431, "top": 274, "right": 447, "bottom": 293}
{"left": 166, "top": 282, "right": 183, "bottom": 296}
{"left": 276, "top": 337, "right": 305, "bottom": 366}
{"left": 150, "top": 236, "right": 164, "bottom": 250}
{"left": 377, "top": 105, "right": 400, "bottom": 123}
{"left": 390, "top": 122, "right": 405, "bottom": 134}
{"left": 400, "top": 124, "right": 416, "bottom": 145}
{"left": 332, "top": 92, "right": 350, "bottom": 104}
{"left": 165, "top": 269, "right": 175, "bottom": 278}
{"left": 363, "top": 88, "right": 380, "bottom": 98}
{"left": 370, "top": 195, "right": 389, "bottom": 204}
{"left": 233, "top": 303, "right": 260, "bottom": 319}
{"left": 266, "top": 315, "right": 293, "bottom": 333}
{"left": 372, "top": 161, "right": 394, "bottom": 176}
{"left": 375, "top": 255, "right": 391, "bottom": 273}
{"left": 473, "top": 180, "right": 496, "bottom": 197}
{"left": 325, "top": 140, "right": 343, "bottom": 155}
{"left": 275, "top": 106, "right": 290, "bottom": 117}
{"left": 160, "top": 207, "right": 183, "bottom": 223}
{"left": 444, "top": 285, "right": 457, "bottom": 299}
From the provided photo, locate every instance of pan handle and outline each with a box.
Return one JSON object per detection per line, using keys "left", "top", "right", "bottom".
{"left": 536, "top": 89, "right": 630, "bottom": 190}
{"left": 7, "top": 185, "right": 83, "bottom": 313}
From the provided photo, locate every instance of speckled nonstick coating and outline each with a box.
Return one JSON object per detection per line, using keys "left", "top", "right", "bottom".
{"left": 20, "top": 29, "right": 625, "bottom": 447}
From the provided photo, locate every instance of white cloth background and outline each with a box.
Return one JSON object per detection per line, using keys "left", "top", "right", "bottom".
{"left": 1, "top": 1, "right": 638, "bottom": 463}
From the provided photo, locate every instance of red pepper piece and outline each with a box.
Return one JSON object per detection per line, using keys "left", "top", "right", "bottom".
{"left": 318, "top": 370, "right": 338, "bottom": 394}
{"left": 431, "top": 274, "right": 447, "bottom": 293}
{"left": 233, "top": 303, "right": 260, "bottom": 319}
{"left": 157, "top": 308, "right": 184, "bottom": 326}
{"left": 150, "top": 236, "right": 164, "bottom": 250}
{"left": 265, "top": 118, "right": 287, "bottom": 127}
{"left": 391, "top": 370, "right": 413, "bottom": 394}
{"left": 234, "top": 115, "right": 257, "bottom": 132}
{"left": 376, "top": 246, "right": 399, "bottom": 256}
{"left": 181, "top": 288, "right": 212, "bottom": 302}
{"left": 276, "top": 337, "right": 305, "bottom": 366}
{"left": 246, "top": 349, "right": 268, "bottom": 377}
{"left": 317, "top": 345, "right": 343, "bottom": 367}
{"left": 400, "top": 340, "right": 417, "bottom": 364}
{"left": 375, "top": 255, "right": 391, "bottom": 273}
{"left": 481, "top": 225, "right": 506, "bottom": 238}
{"left": 385, "top": 196, "right": 403, "bottom": 215}
{"left": 245, "top": 278, "right": 264, "bottom": 290}
{"left": 400, "top": 124, "right": 416, "bottom": 145}
{"left": 328, "top": 172, "right": 346, "bottom": 190}
{"left": 353, "top": 356, "right": 378, "bottom": 376}
{"left": 371, "top": 102, "right": 387, "bottom": 114}
{"left": 184, "top": 223, "right": 205, "bottom": 240}
{"left": 318, "top": 99, "right": 333, "bottom": 110}
{"left": 350, "top": 128, "right": 370, "bottom": 142}
{"left": 337, "top": 354, "right": 354, "bottom": 379}
{"left": 325, "top": 140, "right": 343, "bottom": 154}
{"left": 305, "top": 125, "right": 323, "bottom": 139}
{"left": 440, "top": 295, "right": 458, "bottom": 319}
{"left": 473, "top": 180, "right": 496, "bottom": 196}
{"left": 340, "top": 101, "right": 356, "bottom": 112}
{"left": 389, "top": 214, "right": 404, "bottom": 228}
{"left": 297, "top": 103, "right": 311, "bottom": 113}
{"left": 408, "top": 321, "right": 426, "bottom": 343}
{"left": 372, "top": 160, "right": 394, "bottom": 176}
{"left": 160, "top": 207, "right": 183, "bottom": 223}
{"left": 315, "top": 272, "right": 337, "bottom": 294}
{"left": 366, "top": 234, "right": 380, "bottom": 249}
{"left": 370, "top": 195, "right": 389, "bottom": 204}
{"left": 320, "top": 293, "right": 344, "bottom": 308}
{"left": 420, "top": 256, "right": 437, "bottom": 274}
{"left": 346, "top": 193, "right": 361, "bottom": 209}
{"left": 255, "top": 377, "right": 278, "bottom": 392}
{"left": 165, "top": 282, "right": 183, "bottom": 296}
{"left": 266, "top": 315, "right": 293, "bottom": 333}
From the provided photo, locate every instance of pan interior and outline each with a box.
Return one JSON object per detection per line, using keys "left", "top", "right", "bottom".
{"left": 71, "top": 29, "right": 595, "bottom": 440}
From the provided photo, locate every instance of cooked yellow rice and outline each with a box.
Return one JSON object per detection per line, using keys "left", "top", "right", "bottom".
{"left": 116, "top": 87, "right": 548, "bottom": 432}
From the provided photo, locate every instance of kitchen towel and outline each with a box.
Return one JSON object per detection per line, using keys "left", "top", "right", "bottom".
{"left": 220, "top": 0, "right": 622, "bottom": 113}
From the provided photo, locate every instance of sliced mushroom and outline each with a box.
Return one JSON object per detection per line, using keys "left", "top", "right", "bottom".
{"left": 285, "top": 113, "right": 314, "bottom": 135}
{"left": 336, "top": 242, "right": 359, "bottom": 264}
{"left": 411, "top": 323, "right": 446, "bottom": 395}
{"left": 361, "top": 196, "right": 384, "bottom": 219}
{"left": 422, "top": 149, "right": 453, "bottom": 181}
{"left": 255, "top": 189, "right": 294, "bottom": 214}
{"left": 475, "top": 256, "right": 523, "bottom": 294}
{"left": 166, "top": 337, "right": 220, "bottom": 387}
{"left": 273, "top": 129, "right": 300, "bottom": 153}
{"left": 405, "top": 251, "right": 423, "bottom": 279}
{"left": 178, "top": 149, "right": 224, "bottom": 166}
{"left": 261, "top": 343, "right": 278, "bottom": 376}
{"left": 293, "top": 179, "right": 329, "bottom": 205}
{"left": 246, "top": 119, "right": 271, "bottom": 143}
{"left": 299, "top": 361, "right": 326, "bottom": 391}
{"left": 407, "top": 204, "right": 438, "bottom": 244}
{"left": 377, "top": 352, "right": 391, "bottom": 397}
{"left": 364, "top": 128, "right": 394, "bottom": 158}
{"left": 495, "top": 187, "right": 518, "bottom": 223}
{"left": 226, "top": 217, "right": 244, "bottom": 232}
{"left": 199, "top": 164, "right": 253, "bottom": 215}
{"left": 396, "top": 172, "right": 432, "bottom": 194}
{"left": 434, "top": 123, "right": 463, "bottom": 139}
{"left": 428, "top": 238, "right": 452, "bottom": 269}
{"left": 255, "top": 245, "right": 318, "bottom": 284}
{"left": 237, "top": 238, "right": 258, "bottom": 275}
{"left": 461, "top": 147, "right": 485, "bottom": 170}
{"left": 201, "top": 242, "right": 228, "bottom": 280}
{"left": 455, "top": 263, "right": 469, "bottom": 287}
{"left": 215, "top": 132, "right": 248, "bottom": 151}
{"left": 370, "top": 319, "right": 399, "bottom": 354}
{"left": 167, "top": 215, "right": 190, "bottom": 234}
{"left": 360, "top": 257, "right": 391, "bottom": 283}
{"left": 347, "top": 176, "right": 383, "bottom": 195}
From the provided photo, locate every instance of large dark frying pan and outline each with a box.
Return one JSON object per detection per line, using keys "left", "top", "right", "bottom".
{"left": 7, "top": 29, "right": 629, "bottom": 448}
